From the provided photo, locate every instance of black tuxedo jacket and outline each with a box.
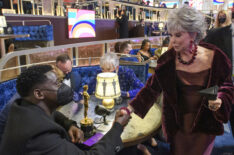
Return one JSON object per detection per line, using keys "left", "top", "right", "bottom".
{"left": 70, "top": 70, "right": 82, "bottom": 94}
{"left": 0, "top": 99, "right": 123, "bottom": 155}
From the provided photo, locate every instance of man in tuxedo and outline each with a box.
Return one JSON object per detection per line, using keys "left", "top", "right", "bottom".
{"left": 204, "top": 11, "right": 234, "bottom": 137}
{"left": 56, "top": 54, "right": 83, "bottom": 106}
{"left": 0, "top": 65, "right": 131, "bottom": 154}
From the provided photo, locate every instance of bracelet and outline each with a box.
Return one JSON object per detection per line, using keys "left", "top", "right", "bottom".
{"left": 120, "top": 107, "right": 131, "bottom": 115}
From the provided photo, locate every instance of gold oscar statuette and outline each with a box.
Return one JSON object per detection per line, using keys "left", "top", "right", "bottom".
{"left": 80, "top": 85, "right": 95, "bottom": 138}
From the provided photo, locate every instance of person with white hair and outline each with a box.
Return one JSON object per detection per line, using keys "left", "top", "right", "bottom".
{"left": 88, "top": 52, "right": 144, "bottom": 99}
{"left": 122, "top": 5, "right": 233, "bottom": 155}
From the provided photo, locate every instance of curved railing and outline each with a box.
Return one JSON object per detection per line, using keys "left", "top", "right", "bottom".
{"left": 0, "top": 36, "right": 164, "bottom": 82}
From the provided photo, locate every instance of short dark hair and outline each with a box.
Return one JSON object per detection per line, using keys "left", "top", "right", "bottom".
{"left": 114, "top": 42, "right": 122, "bottom": 53}
{"left": 56, "top": 54, "right": 71, "bottom": 63}
{"left": 16, "top": 65, "right": 53, "bottom": 97}
{"left": 120, "top": 41, "right": 131, "bottom": 53}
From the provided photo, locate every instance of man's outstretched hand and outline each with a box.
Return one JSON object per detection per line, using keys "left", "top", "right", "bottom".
{"left": 68, "top": 125, "right": 84, "bottom": 143}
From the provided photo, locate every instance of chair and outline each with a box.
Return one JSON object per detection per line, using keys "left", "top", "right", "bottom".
{"left": 120, "top": 60, "right": 149, "bottom": 83}
{"left": 129, "top": 48, "right": 157, "bottom": 56}
{"left": 0, "top": 79, "right": 17, "bottom": 111}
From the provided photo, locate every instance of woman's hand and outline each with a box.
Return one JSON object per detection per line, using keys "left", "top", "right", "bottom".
{"left": 137, "top": 56, "right": 142, "bottom": 62}
{"left": 137, "top": 52, "right": 142, "bottom": 62}
{"left": 150, "top": 56, "right": 155, "bottom": 60}
{"left": 153, "top": 55, "right": 159, "bottom": 60}
{"left": 119, "top": 105, "right": 134, "bottom": 115}
{"left": 208, "top": 98, "right": 222, "bottom": 111}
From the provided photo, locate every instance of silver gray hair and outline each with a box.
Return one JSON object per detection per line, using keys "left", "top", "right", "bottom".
{"left": 100, "top": 52, "right": 119, "bottom": 69}
{"left": 167, "top": 5, "right": 206, "bottom": 44}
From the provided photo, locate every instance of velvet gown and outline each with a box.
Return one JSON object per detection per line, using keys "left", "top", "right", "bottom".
{"left": 129, "top": 42, "right": 233, "bottom": 155}
{"left": 172, "top": 69, "right": 215, "bottom": 155}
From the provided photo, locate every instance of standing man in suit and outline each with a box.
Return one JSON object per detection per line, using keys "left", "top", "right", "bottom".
{"left": 204, "top": 10, "right": 234, "bottom": 137}
{"left": 0, "top": 65, "right": 131, "bottom": 154}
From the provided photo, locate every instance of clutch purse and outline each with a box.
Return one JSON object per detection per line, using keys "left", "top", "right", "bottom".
{"left": 199, "top": 85, "right": 219, "bottom": 100}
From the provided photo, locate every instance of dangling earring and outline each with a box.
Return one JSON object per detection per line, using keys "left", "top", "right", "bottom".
{"left": 178, "top": 41, "right": 198, "bottom": 65}
{"left": 189, "top": 40, "right": 194, "bottom": 53}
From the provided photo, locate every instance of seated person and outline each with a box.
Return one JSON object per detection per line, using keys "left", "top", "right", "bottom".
{"left": 0, "top": 65, "right": 80, "bottom": 145}
{"left": 137, "top": 39, "right": 157, "bottom": 62}
{"left": 51, "top": 64, "right": 64, "bottom": 83}
{"left": 114, "top": 41, "right": 122, "bottom": 53}
{"left": 0, "top": 65, "right": 131, "bottom": 154}
{"left": 154, "top": 37, "right": 171, "bottom": 59}
{"left": 5, "top": 39, "right": 15, "bottom": 53}
{"left": 119, "top": 41, "right": 139, "bottom": 62}
{"left": 56, "top": 54, "right": 83, "bottom": 114}
{"left": 88, "top": 52, "right": 144, "bottom": 99}
{"left": 120, "top": 41, "right": 132, "bottom": 54}
{"left": 56, "top": 54, "right": 83, "bottom": 102}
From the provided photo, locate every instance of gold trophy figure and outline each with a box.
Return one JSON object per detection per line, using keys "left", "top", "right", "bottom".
{"left": 82, "top": 85, "right": 91, "bottom": 123}
{"left": 80, "top": 85, "right": 95, "bottom": 137}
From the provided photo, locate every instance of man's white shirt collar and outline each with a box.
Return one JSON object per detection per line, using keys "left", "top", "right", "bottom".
{"left": 63, "top": 79, "right": 71, "bottom": 87}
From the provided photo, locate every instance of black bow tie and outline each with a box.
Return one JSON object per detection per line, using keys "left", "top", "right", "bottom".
{"left": 64, "top": 73, "right": 71, "bottom": 80}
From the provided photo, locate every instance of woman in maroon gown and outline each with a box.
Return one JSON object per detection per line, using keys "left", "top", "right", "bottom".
{"left": 123, "top": 5, "right": 233, "bottom": 155}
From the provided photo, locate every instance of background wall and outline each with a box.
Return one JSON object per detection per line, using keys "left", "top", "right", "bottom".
{"left": 5, "top": 15, "right": 139, "bottom": 46}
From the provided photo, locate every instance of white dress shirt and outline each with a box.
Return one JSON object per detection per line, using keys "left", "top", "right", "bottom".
{"left": 63, "top": 79, "right": 71, "bottom": 87}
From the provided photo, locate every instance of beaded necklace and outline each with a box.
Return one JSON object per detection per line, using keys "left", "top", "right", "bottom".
{"left": 177, "top": 45, "right": 198, "bottom": 65}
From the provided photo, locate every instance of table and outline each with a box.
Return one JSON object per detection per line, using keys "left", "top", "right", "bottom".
{"left": 0, "top": 34, "right": 30, "bottom": 58}
{"left": 59, "top": 95, "right": 162, "bottom": 147}
{"left": 148, "top": 60, "right": 157, "bottom": 74}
